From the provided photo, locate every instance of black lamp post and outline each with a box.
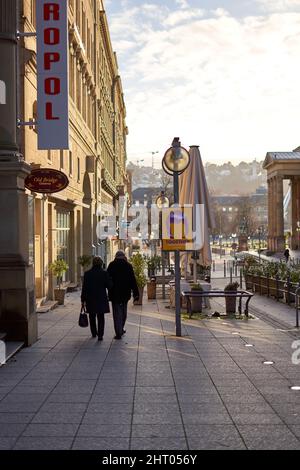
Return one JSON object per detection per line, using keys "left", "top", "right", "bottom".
{"left": 162, "top": 138, "right": 190, "bottom": 337}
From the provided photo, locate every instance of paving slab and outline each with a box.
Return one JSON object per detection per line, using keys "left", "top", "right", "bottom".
{"left": 0, "top": 290, "right": 300, "bottom": 450}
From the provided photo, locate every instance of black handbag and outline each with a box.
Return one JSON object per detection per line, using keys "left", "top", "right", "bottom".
{"left": 78, "top": 307, "right": 89, "bottom": 328}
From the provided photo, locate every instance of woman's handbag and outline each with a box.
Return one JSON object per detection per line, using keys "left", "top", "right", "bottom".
{"left": 78, "top": 306, "right": 89, "bottom": 328}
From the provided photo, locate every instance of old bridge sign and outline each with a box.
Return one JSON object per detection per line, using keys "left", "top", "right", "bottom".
{"left": 25, "top": 168, "right": 69, "bottom": 194}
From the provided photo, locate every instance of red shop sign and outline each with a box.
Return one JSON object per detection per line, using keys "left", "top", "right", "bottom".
{"left": 25, "top": 168, "right": 69, "bottom": 194}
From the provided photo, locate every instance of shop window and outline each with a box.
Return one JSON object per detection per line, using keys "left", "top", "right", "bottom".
{"left": 56, "top": 211, "right": 71, "bottom": 282}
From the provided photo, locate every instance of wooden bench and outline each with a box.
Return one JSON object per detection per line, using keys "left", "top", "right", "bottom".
{"left": 182, "top": 290, "right": 254, "bottom": 318}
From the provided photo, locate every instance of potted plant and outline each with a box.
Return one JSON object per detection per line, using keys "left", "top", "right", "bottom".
{"left": 131, "top": 253, "right": 147, "bottom": 305}
{"left": 145, "top": 255, "right": 161, "bottom": 277}
{"left": 190, "top": 283, "right": 203, "bottom": 313}
{"left": 78, "top": 255, "right": 92, "bottom": 284}
{"left": 224, "top": 281, "right": 239, "bottom": 317}
{"left": 49, "top": 259, "right": 69, "bottom": 305}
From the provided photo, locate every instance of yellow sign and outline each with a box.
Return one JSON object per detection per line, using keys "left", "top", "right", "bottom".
{"left": 161, "top": 206, "right": 194, "bottom": 251}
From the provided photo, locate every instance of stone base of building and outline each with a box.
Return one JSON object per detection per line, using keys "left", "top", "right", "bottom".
{"left": 0, "top": 264, "right": 37, "bottom": 346}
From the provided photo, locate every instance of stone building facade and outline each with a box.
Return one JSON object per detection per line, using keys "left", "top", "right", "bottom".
{"left": 19, "top": 0, "right": 129, "bottom": 301}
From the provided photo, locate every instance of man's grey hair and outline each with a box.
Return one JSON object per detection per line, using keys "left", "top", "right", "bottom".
{"left": 93, "top": 256, "right": 103, "bottom": 267}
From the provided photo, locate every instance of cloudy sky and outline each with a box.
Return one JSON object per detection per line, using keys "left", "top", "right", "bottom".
{"left": 105, "top": 0, "right": 300, "bottom": 165}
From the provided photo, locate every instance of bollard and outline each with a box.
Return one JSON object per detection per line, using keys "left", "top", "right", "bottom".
{"left": 235, "top": 262, "right": 238, "bottom": 277}
{"left": 213, "top": 260, "right": 215, "bottom": 272}
{"left": 224, "top": 260, "right": 226, "bottom": 278}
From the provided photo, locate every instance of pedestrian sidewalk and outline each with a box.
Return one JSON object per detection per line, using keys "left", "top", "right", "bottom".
{"left": 0, "top": 291, "right": 300, "bottom": 450}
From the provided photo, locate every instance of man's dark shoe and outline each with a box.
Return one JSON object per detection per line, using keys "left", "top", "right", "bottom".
{"left": 92, "top": 334, "right": 97, "bottom": 338}
{"left": 98, "top": 337, "right": 103, "bottom": 341}
{"left": 114, "top": 335, "right": 122, "bottom": 340}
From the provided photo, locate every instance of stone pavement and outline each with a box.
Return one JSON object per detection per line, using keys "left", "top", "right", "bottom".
{"left": 1, "top": 291, "right": 300, "bottom": 450}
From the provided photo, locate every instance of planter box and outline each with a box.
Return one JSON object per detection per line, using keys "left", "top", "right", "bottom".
{"left": 252, "top": 276, "right": 261, "bottom": 293}
{"left": 284, "top": 283, "right": 296, "bottom": 304}
{"left": 225, "top": 295, "right": 237, "bottom": 315}
{"left": 147, "top": 281, "right": 156, "bottom": 300}
{"left": 191, "top": 296, "right": 202, "bottom": 313}
{"left": 268, "top": 278, "right": 284, "bottom": 299}
{"left": 54, "top": 288, "right": 67, "bottom": 305}
{"left": 134, "top": 287, "right": 144, "bottom": 305}
{"left": 244, "top": 273, "right": 253, "bottom": 291}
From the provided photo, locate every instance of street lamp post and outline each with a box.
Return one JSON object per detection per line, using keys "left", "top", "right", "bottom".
{"left": 257, "top": 227, "right": 262, "bottom": 263}
{"left": 162, "top": 138, "right": 190, "bottom": 337}
{"left": 156, "top": 191, "right": 170, "bottom": 300}
{"left": 232, "top": 233, "right": 237, "bottom": 258}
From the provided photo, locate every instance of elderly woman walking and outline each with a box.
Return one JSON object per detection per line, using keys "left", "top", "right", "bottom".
{"left": 81, "top": 256, "right": 112, "bottom": 341}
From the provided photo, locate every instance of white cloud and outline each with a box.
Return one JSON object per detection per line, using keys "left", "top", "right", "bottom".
{"left": 175, "top": 0, "right": 190, "bottom": 9}
{"left": 257, "top": 0, "right": 300, "bottom": 12}
{"left": 164, "top": 8, "right": 204, "bottom": 27}
{"left": 109, "top": 5, "right": 300, "bottom": 164}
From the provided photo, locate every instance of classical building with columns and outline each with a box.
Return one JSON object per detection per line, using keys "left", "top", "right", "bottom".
{"left": 263, "top": 151, "right": 300, "bottom": 253}
{"left": 18, "top": 0, "right": 129, "bottom": 301}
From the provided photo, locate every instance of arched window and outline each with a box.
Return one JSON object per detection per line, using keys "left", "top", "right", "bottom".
{"left": 0, "top": 80, "right": 6, "bottom": 105}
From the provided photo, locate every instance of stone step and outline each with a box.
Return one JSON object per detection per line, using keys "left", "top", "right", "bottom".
{"left": 36, "top": 297, "right": 47, "bottom": 309}
{"left": 0, "top": 341, "right": 24, "bottom": 366}
{"left": 36, "top": 300, "right": 58, "bottom": 314}
{"left": 66, "top": 283, "right": 79, "bottom": 293}
{"left": 0, "top": 332, "right": 7, "bottom": 341}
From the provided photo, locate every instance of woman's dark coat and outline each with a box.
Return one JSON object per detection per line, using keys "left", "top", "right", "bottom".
{"left": 81, "top": 266, "right": 112, "bottom": 314}
{"left": 107, "top": 258, "right": 139, "bottom": 303}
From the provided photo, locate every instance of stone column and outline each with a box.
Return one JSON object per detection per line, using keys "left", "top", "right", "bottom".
{"left": 267, "top": 178, "right": 273, "bottom": 251}
{"left": 275, "top": 175, "right": 285, "bottom": 253}
{"left": 0, "top": 0, "right": 37, "bottom": 345}
{"left": 269, "top": 177, "right": 275, "bottom": 252}
{"left": 291, "top": 178, "right": 298, "bottom": 250}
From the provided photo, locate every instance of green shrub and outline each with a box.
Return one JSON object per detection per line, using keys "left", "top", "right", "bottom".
{"left": 131, "top": 253, "right": 147, "bottom": 288}
{"left": 78, "top": 255, "right": 92, "bottom": 270}
{"left": 49, "top": 259, "right": 68, "bottom": 289}
{"left": 224, "top": 281, "right": 239, "bottom": 291}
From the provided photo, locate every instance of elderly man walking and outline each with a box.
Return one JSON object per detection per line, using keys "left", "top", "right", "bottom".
{"left": 107, "top": 251, "right": 139, "bottom": 339}
{"left": 81, "top": 256, "right": 112, "bottom": 341}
